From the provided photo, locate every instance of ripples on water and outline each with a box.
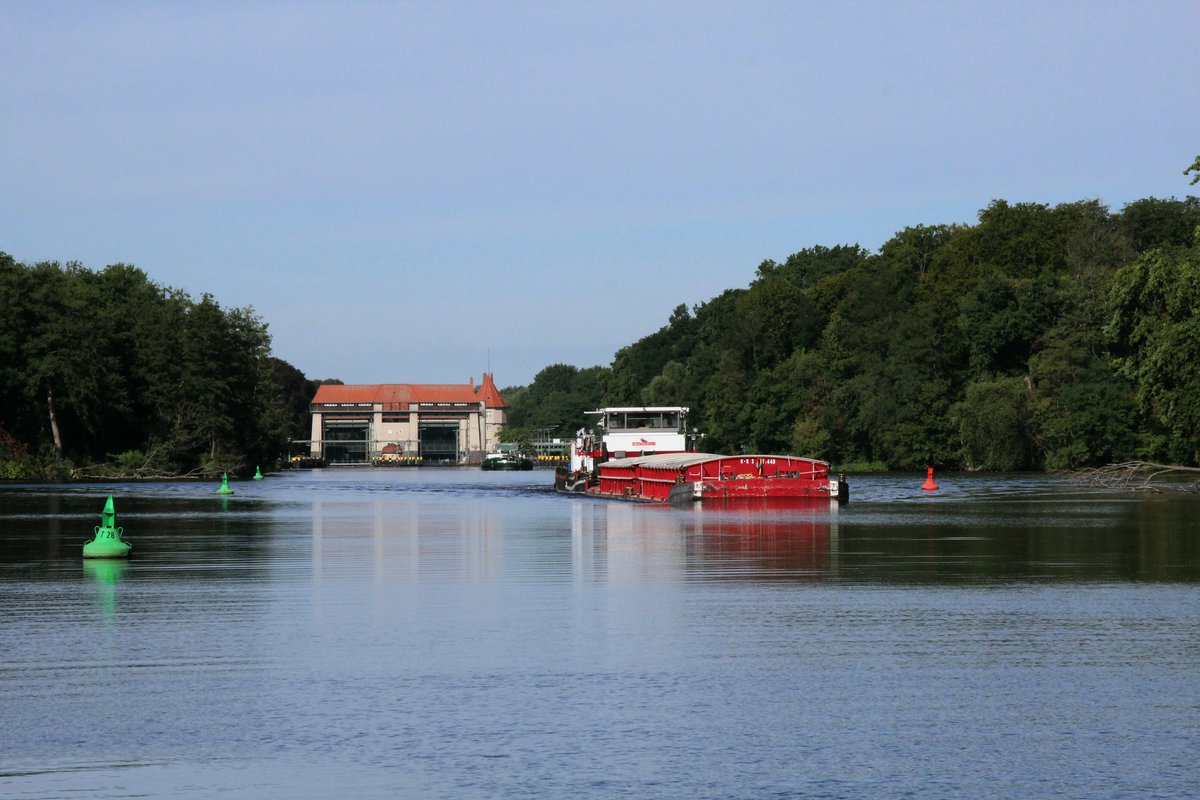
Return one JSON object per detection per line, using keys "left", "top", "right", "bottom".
{"left": 1, "top": 470, "right": 1197, "bottom": 799}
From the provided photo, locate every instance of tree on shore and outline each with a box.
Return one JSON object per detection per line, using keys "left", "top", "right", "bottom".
{"left": 0, "top": 255, "right": 309, "bottom": 478}
{"left": 507, "top": 190, "right": 1200, "bottom": 471}
{"left": 8, "top": 172, "right": 1200, "bottom": 478}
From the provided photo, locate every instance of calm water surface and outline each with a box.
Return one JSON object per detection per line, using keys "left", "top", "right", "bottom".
{"left": 1, "top": 470, "right": 1197, "bottom": 798}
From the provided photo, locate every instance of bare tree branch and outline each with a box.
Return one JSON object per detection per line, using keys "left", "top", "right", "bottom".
{"left": 1071, "top": 461, "right": 1200, "bottom": 493}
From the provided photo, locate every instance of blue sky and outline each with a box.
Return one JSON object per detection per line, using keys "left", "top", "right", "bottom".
{"left": 2, "top": 1, "right": 1197, "bottom": 387}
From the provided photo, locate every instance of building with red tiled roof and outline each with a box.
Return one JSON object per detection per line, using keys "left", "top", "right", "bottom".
{"left": 309, "top": 373, "right": 509, "bottom": 464}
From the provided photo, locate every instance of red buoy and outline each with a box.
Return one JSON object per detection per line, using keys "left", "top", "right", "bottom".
{"left": 921, "top": 467, "right": 939, "bottom": 491}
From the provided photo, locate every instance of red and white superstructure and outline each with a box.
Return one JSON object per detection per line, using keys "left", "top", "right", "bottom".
{"left": 564, "top": 406, "right": 690, "bottom": 479}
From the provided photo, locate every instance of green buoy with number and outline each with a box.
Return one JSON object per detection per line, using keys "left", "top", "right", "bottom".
{"left": 83, "top": 495, "right": 132, "bottom": 559}
{"left": 217, "top": 472, "right": 234, "bottom": 494}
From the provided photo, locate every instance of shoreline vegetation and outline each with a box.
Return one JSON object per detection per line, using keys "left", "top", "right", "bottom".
{"left": 500, "top": 194, "right": 1200, "bottom": 478}
{"left": 5, "top": 185, "right": 1200, "bottom": 483}
{"left": 0, "top": 255, "right": 317, "bottom": 482}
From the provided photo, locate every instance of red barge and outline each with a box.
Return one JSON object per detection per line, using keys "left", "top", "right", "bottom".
{"left": 554, "top": 406, "right": 847, "bottom": 504}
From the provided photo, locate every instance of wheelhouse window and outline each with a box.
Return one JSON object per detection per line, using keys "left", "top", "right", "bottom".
{"left": 603, "top": 409, "right": 683, "bottom": 431}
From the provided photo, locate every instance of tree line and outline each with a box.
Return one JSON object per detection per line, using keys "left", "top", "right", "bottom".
{"left": 0, "top": 254, "right": 317, "bottom": 479}
{"left": 503, "top": 195, "right": 1200, "bottom": 471}
{"left": 5, "top": 190, "right": 1198, "bottom": 478}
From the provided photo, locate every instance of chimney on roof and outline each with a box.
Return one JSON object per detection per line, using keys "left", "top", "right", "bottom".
{"left": 470, "top": 376, "right": 475, "bottom": 391}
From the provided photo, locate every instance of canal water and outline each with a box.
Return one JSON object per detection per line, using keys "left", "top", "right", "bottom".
{"left": 1, "top": 470, "right": 1197, "bottom": 799}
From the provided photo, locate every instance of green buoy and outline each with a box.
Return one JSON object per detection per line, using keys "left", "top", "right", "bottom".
{"left": 217, "top": 472, "right": 234, "bottom": 495}
{"left": 83, "top": 495, "right": 132, "bottom": 559}
{"left": 253, "top": 466, "right": 264, "bottom": 480}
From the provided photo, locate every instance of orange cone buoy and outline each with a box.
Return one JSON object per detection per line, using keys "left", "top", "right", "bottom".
{"left": 921, "top": 467, "right": 939, "bottom": 491}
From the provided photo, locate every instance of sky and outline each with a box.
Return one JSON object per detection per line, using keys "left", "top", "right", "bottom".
{"left": 2, "top": 1, "right": 1198, "bottom": 388}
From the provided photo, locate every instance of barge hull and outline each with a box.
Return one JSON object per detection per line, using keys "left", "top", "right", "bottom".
{"left": 557, "top": 453, "right": 848, "bottom": 504}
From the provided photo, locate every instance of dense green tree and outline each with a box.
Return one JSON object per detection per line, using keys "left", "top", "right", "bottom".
{"left": 18, "top": 262, "right": 115, "bottom": 457}
{"left": 755, "top": 244, "right": 871, "bottom": 286}
{"left": 1105, "top": 245, "right": 1200, "bottom": 462}
{"left": 931, "top": 200, "right": 1059, "bottom": 282}
{"left": 700, "top": 349, "right": 754, "bottom": 452}
{"left": 0, "top": 256, "right": 293, "bottom": 476}
{"left": 0, "top": 255, "right": 25, "bottom": 456}
{"left": 606, "top": 303, "right": 694, "bottom": 405}
{"left": 562, "top": 193, "right": 1200, "bottom": 470}
{"left": 1028, "top": 334, "right": 1138, "bottom": 470}
{"left": 271, "top": 357, "right": 320, "bottom": 440}
{"left": 879, "top": 224, "right": 962, "bottom": 281}
{"left": 952, "top": 377, "right": 1034, "bottom": 470}
{"left": 663, "top": 289, "right": 745, "bottom": 426}
{"left": 504, "top": 363, "right": 609, "bottom": 439}
{"left": 643, "top": 360, "right": 692, "bottom": 407}
{"left": 869, "top": 301, "right": 962, "bottom": 469}
{"left": 11, "top": 186, "right": 1200, "bottom": 478}
{"left": 736, "top": 276, "right": 818, "bottom": 369}
{"left": 1118, "top": 197, "right": 1200, "bottom": 252}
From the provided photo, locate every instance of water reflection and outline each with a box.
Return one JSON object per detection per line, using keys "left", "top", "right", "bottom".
{"left": 293, "top": 481, "right": 1200, "bottom": 587}
{"left": 3, "top": 474, "right": 1198, "bottom": 586}
{"left": 303, "top": 493, "right": 847, "bottom": 587}
{"left": 83, "top": 558, "right": 127, "bottom": 620}
{"left": 2, "top": 473, "right": 1198, "bottom": 800}
{"left": 569, "top": 499, "right": 841, "bottom": 584}
{"left": 83, "top": 558, "right": 127, "bottom": 586}
{"left": 686, "top": 501, "right": 838, "bottom": 580}
{"left": 310, "top": 497, "right": 508, "bottom": 584}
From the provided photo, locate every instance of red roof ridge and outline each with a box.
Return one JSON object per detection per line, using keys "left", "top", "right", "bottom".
{"left": 312, "top": 373, "right": 508, "bottom": 409}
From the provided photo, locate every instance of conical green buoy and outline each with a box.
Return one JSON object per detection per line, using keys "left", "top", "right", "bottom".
{"left": 217, "top": 472, "right": 234, "bottom": 495}
{"left": 253, "top": 466, "right": 264, "bottom": 480}
{"left": 83, "top": 495, "right": 132, "bottom": 558}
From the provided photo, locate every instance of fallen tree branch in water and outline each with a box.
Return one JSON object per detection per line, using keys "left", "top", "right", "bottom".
{"left": 1071, "top": 461, "right": 1200, "bottom": 493}
{"left": 70, "top": 462, "right": 211, "bottom": 480}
